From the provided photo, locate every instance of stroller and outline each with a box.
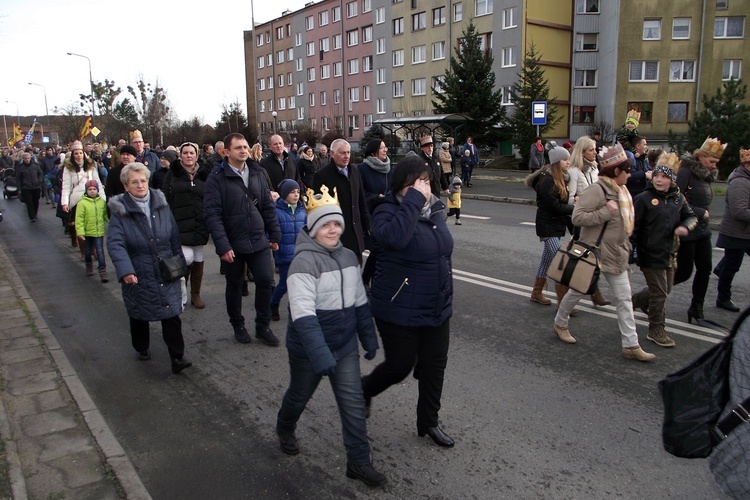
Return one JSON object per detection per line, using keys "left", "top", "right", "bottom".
{"left": 2, "top": 168, "right": 18, "bottom": 199}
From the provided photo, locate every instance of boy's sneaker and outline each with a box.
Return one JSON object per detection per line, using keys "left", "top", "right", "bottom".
{"left": 455, "top": 220, "right": 462, "bottom": 225}
{"left": 256, "top": 327, "right": 280, "bottom": 347}
{"left": 234, "top": 326, "right": 252, "bottom": 344}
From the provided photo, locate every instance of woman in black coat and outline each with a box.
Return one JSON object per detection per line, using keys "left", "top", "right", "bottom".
{"left": 161, "top": 142, "right": 210, "bottom": 309}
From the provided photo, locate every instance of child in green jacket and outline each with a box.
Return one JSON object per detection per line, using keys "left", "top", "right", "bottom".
{"left": 75, "top": 180, "right": 109, "bottom": 282}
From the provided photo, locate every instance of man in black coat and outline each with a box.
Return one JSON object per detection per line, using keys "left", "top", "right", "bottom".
{"left": 16, "top": 152, "right": 45, "bottom": 221}
{"left": 260, "top": 134, "right": 301, "bottom": 191}
{"left": 417, "top": 135, "right": 449, "bottom": 196}
{"left": 312, "top": 138, "right": 370, "bottom": 263}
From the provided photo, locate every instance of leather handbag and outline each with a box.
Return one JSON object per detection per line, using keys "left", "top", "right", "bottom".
{"left": 134, "top": 220, "right": 188, "bottom": 283}
{"left": 546, "top": 222, "right": 607, "bottom": 295}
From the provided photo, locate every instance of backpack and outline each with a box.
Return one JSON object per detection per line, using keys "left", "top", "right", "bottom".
{"left": 658, "top": 307, "right": 750, "bottom": 458}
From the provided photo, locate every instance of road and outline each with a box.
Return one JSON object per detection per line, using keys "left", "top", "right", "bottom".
{"left": 0, "top": 193, "right": 736, "bottom": 499}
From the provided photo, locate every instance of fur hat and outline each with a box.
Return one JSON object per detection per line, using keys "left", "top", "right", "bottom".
{"left": 548, "top": 146, "right": 570, "bottom": 165}
{"left": 305, "top": 185, "right": 345, "bottom": 237}
{"left": 120, "top": 145, "right": 137, "bottom": 157}
{"left": 278, "top": 179, "right": 300, "bottom": 201}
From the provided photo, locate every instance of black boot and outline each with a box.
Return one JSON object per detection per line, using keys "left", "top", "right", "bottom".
{"left": 271, "top": 303, "right": 280, "bottom": 321}
{"left": 687, "top": 301, "right": 705, "bottom": 324}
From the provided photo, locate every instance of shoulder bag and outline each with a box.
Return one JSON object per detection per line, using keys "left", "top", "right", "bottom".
{"left": 546, "top": 221, "right": 607, "bottom": 295}
{"left": 133, "top": 218, "right": 187, "bottom": 283}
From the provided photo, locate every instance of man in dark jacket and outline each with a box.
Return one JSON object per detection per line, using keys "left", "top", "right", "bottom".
{"left": 204, "top": 132, "right": 282, "bottom": 345}
{"left": 16, "top": 152, "right": 45, "bottom": 221}
{"left": 129, "top": 129, "right": 160, "bottom": 174}
{"left": 312, "top": 139, "right": 370, "bottom": 263}
{"left": 105, "top": 145, "right": 137, "bottom": 198}
{"left": 260, "top": 134, "right": 301, "bottom": 191}
{"left": 40, "top": 146, "right": 60, "bottom": 204}
{"left": 417, "top": 135, "right": 449, "bottom": 196}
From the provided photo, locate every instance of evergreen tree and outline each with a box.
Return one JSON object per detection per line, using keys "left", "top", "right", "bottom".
{"left": 359, "top": 125, "right": 386, "bottom": 151}
{"left": 508, "top": 43, "right": 562, "bottom": 168}
{"left": 432, "top": 21, "right": 507, "bottom": 147}
{"left": 668, "top": 79, "right": 750, "bottom": 178}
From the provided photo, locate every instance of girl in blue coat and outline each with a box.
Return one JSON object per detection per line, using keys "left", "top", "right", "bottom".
{"left": 270, "top": 179, "right": 307, "bottom": 321}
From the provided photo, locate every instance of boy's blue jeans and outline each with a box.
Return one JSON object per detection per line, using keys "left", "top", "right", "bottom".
{"left": 270, "top": 263, "right": 290, "bottom": 305}
{"left": 84, "top": 237, "right": 106, "bottom": 269}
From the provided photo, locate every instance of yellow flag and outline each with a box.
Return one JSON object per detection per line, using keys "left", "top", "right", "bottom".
{"left": 8, "top": 122, "right": 23, "bottom": 147}
{"left": 79, "top": 116, "right": 92, "bottom": 140}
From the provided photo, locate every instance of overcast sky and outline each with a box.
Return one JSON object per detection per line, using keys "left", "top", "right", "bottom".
{"left": 0, "top": 0, "right": 310, "bottom": 126}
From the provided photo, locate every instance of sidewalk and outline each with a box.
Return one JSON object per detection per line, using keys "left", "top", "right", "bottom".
{"left": 0, "top": 246, "right": 149, "bottom": 499}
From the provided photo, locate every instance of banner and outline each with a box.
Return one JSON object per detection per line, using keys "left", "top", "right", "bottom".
{"left": 8, "top": 122, "right": 23, "bottom": 147}
{"left": 79, "top": 116, "right": 92, "bottom": 140}
{"left": 22, "top": 118, "right": 37, "bottom": 144}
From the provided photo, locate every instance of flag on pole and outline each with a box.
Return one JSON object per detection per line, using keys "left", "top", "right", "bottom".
{"left": 79, "top": 116, "right": 92, "bottom": 140}
{"left": 8, "top": 122, "right": 23, "bottom": 147}
{"left": 22, "top": 118, "right": 37, "bottom": 144}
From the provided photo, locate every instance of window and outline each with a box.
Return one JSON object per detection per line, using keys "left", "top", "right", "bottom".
{"left": 305, "top": 16, "right": 314, "bottom": 30}
{"left": 673, "top": 18, "right": 691, "bottom": 39}
{"left": 257, "top": 78, "right": 265, "bottom": 91}
{"left": 364, "top": 114, "right": 373, "bottom": 127}
{"left": 256, "top": 34, "right": 264, "bottom": 46}
{"left": 347, "top": 58, "right": 359, "bottom": 74}
{"left": 320, "top": 91, "right": 327, "bottom": 105}
{"left": 670, "top": 60, "right": 695, "bottom": 81}
{"left": 277, "top": 51, "right": 284, "bottom": 64}
{"left": 714, "top": 17, "right": 745, "bottom": 38}
{"left": 629, "top": 61, "right": 659, "bottom": 82}
{"left": 376, "top": 6, "right": 385, "bottom": 24}
{"left": 433, "top": 7, "right": 446, "bottom": 26}
{"left": 501, "top": 86, "right": 513, "bottom": 105}
{"left": 376, "top": 38, "right": 385, "bottom": 54}
{"left": 259, "top": 100, "right": 265, "bottom": 112}
{"left": 393, "top": 80, "right": 405, "bottom": 97}
{"left": 643, "top": 19, "right": 661, "bottom": 40}
{"left": 295, "top": 58, "right": 303, "bottom": 71}
{"left": 393, "top": 17, "right": 404, "bottom": 35}
{"left": 286, "top": 24, "right": 291, "bottom": 37}
{"left": 627, "top": 102, "right": 653, "bottom": 123}
{"left": 276, "top": 27, "right": 284, "bottom": 40}
{"left": 667, "top": 102, "right": 689, "bottom": 122}
{"left": 287, "top": 48, "right": 293, "bottom": 60}
{"left": 333, "top": 62, "right": 343, "bottom": 77}
{"left": 574, "top": 69, "right": 597, "bottom": 87}
{"left": 432, "top": 75, "right": 445, "bottom": 94}
{"left": 267, "top": 76, "right": 273, "bottom": 89}
{"left": 723, "top": 59, "right": 742, "bottom": 80}
{"left": 267, "top": 54, "right": 273, "bottom": 66}
{"left": 319, "top": 10, "right": 329, "bottom": 26}
{"left": 322, "top": 117, "right": 331, "bottom": 130}
{"left": 257, "top": 56, "right": 265, "bottom": 69}
{"left": 412, "top": 45, "right": 426, "bottom": 64}
{"left": 277, "top": 97, "right": 285, "bottom": 110}
{"left": 347, "top": 29, "right": 359, "bottom": 46}
{"left": 295, "top": 33, "right": 302, "bottom": 46}
{"left": 501, "top": 47, "right": 516, "bottom": 67}
{"left": 333, "top": 34, "right": 342, "bottom": 50}
{"left": 363, "top": 85, "right": 370, "bottom": 101}
{"left": 308, "top": 93, "right": 315, "bottom": 107}
{"left": 454, "top": 3, "right": 462, "bottom": 22}
{"left": 576, "top": 0, "right": 599, "bottom": 13}
{"left": 348, "top": 87, "right": 360, "bottom": 102}
{"left": 267, "top": 99, "right": 273, "bottom": 112}
{"left": 376, "top": 68, "right": 386, "bottom": 84}
{"left": 348, "top": 115, "right": 359, "bottom": 130}
{"left": 377, "top": 98, "right": 386, "bottom": 114}
{"left": 575, "top": 33, "right": 598, "bottom": 51}
{"left": 278, "top": 74, "right": 284, "bottom": 87}
{"left": 412, "top": 12, "right": 426, "bottom": 31}
{"left": 307, "top": 67, "right": 316, "bottom": 81}
{"left": 716, "top": 0, "right": 728, "bottom": 9}
{"left": 362, "top": 0, "right": 372, "bottom": 13}
{"left": 476, "top": 0, "right": 493, "bottom": 16}
{"left": 296, "top": 83, "right": 303, "bottom": 95}
{"left": 333, "top": 89, "right": 341, "bottom": 104}
{"left": 393, "top": 49, "right": 404, "bottom": 66}
{"left": 321, "top": 64, "right": 331, "bottom": 79}
{"left": 287, "top": 72, "right": 293, "bottom": 85}
{"left": 320, "top": 38, "right": 330, "bottom": 53}
{"left": 432, "top": 41, "right": 446, "bottom": 60}
{"left": 412, "top": 78, "right": 426, "bottom": 96}
{"left": 480, "top": 32, "right": 493, "bottom": 51}
{"left": 306, "top": 42, "right": 315, "bottom": 56}
{"left": 289, "top": 96, "right": 295, "bottom": 108}
{"left": 346, "top": 1, "right": 357, "bottom": 18}
{"left": 265, "top": 32, "right": 271, "bottom": 43}
{"left": 297, "top": 107, "right": 305, "bottom": 120}
{"left": 332, "top": 6, "right": 341, "bottom": 22}
{"left": 502, "top": 7, "right": 516, "bottom": 28}
{"left": 363, "top": 56, "right": 373, "bottom": 72}
{"left": 362, "top": 25, "right": 373, "bottom": 43}
{"left": 572, "top": 106, "right": 596, "bottom": 123}
{"left": 393, "top": 0, "right": 403, "bottom": 3}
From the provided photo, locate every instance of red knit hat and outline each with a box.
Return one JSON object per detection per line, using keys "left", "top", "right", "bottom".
{"left": 85, "top": 180, "right": 99, "bottom": 191}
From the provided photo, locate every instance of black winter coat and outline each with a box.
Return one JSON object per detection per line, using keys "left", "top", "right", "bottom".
{"left": 162, "top": 160, "right": 211, "bottom": 247}
{"left": 532, "top": 170, "right": 574, "bottom": 238}
{"left": 260, "top": 152, "right": 301, "bottom": 191}
{"left": 632, "top": 183, "right": 697, "bottom": 268}
{"left": 418, "top": 149, "right": 449, "bottom": 195}
{"left": 297, "top": 156, "right": 319, "bottom": 190}
{"left": 676, "top": 155, "right": 713, "bottom": 242}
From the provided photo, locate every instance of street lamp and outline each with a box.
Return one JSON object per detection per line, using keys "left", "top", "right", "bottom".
{"left": 28, "top": 82, "right": 49, "bottom": 142}
{"left": 272, "top": 111, "right": 278, "bottom": 133}
{"left": 66, "top": 52, "right": 96, "bottom": 126}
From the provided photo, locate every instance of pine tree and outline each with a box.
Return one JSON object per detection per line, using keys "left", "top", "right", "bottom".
{"left": 432, "top": 21, "right": 507, "bottom": 147}
{"left": 669, "top": 79, "right": 750, "bottom": 178}
{"left": 508, "top": 43, "right": 562, "bottom": 168}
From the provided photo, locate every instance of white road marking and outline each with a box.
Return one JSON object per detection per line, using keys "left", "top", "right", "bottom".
{"left": 520, "top": 222, "right": 536, "bottom": 226}
{"left": 459, "top": 214, "right": 491, "bottom": 220}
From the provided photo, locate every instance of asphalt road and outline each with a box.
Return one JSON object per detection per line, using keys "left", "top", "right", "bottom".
{"left": 0, "top": 193, "right": 737, "bottom": 499}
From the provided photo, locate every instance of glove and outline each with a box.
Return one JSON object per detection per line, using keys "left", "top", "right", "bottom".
{"left": 364, "top": 350, "right": 377, "bottom": 360}
{"left": 317, "top": 364, "right": 336, "bottom": 377}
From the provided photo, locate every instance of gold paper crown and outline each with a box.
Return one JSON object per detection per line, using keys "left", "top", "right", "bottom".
{"left": 656, "top": 152, "right": 681, "bottom": 171}
{"left": 699, "top": 136, "right": 728, "bottom": 159}
{"left": 740, "top": 148, "right": 750, "bottom": 164}
{"left": 626, "top": 109, "right": 641, "bottom": 124}
{"left": 305, "top": 185, "right": 339, "bottom": 212}
{"left": 599, "top": 144, "right": 629, "bottom": 169}
{"left": 129, "top": 129, "right": 143, "bottom": 141}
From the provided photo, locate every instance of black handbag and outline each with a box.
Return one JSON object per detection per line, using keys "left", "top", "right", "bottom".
{"left": 658, "top": 307, "right": 750, "bottom": 458}
{"left": 134, "top": 220, "right": 187, "bottom": 283}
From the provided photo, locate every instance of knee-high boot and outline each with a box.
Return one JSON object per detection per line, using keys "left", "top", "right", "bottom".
{"left": 190, "top": 261, "right": 205, "bottom": 309}
{"left": 531, "top": 277, "right": 552, "bottom": 305}
{"left": 590, "top": 286, "right": 612, "bottom": 306}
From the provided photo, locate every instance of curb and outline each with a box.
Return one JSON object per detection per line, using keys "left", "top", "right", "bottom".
{"left": 0, "top": 245, "right": 152, "bottom": 499}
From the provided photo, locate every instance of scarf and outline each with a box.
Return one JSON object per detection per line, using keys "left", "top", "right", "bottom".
{"left": 128, "top": 190, "right": 152, "bottom": 223}
{"left": 364, "top": 156, "right": 391, "bottom": 174}
{"left": 534, "top": 142, "right": 543, "bottom": 152}
{"left": 581, "top": 157, "right": 597, "bottom": 174}
{"left": 599, "top": 177, "right": 634, "bottom": 236}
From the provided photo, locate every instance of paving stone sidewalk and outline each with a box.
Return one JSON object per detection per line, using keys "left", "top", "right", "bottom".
{"left": 0, "top": 246, "right": 150, "bottom": 499}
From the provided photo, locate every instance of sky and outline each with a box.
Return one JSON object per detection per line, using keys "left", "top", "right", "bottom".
{"left": 0, "top": 0, "right": 311, "bottom": 126}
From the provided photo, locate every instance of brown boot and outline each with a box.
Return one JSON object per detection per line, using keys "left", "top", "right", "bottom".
{"left": 190, "top": 261, "right": 206, "bottom": 309}
{"left": 647, "top": 325, "right": 676, "bottom": 348}
{"left": 99, "top": 268, "right": 109, "bottom": 283}
{"left": 623, "top": 345, "right": 656, "bottom": 361}
{"left": 70, "top": 226, "right": 78, "bottom": 248}
{"left": 85, "top": 262, "right": 94, "bottom": 276}
{"left": 531, "top": 277, "right": 551, "bottom": 305}
{"left": 555, "top": 283, "right": 578, "bottom": 315}
{"left": 590, "top": 287, "right": 611, "bottom": 306}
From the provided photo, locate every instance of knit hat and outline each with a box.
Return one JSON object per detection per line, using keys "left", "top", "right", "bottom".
{"left": 161, "top": 149, "right": 178, "bottom": 164}
{"left": 652, "top": 165, "right": 676, "bottom": 182}
{"left": 305, "top": 185, "right": 345, "bottom": 237}
{"left": 364, "top": 139, "right": 382, "bottom": 157}
{"left": 452, "top": 176, "right": 462, "bottom": 185}
{"left": 626, "top": 109, "right": 641, "bottom": 128}
{"left": 278, "top": 179, "right": 300, "bottom": 201}
{"left": 120, "top": 145, "right": 137, "bottom": 157}
{"left": 548, "top": 146, "right": 570, "bottom": 165}
{"left": 85, "top": 180, "right": 99, "bottom": 192}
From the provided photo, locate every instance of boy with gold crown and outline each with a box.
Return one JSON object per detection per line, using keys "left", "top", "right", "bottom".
{"left": 276, "top": 185, "right": 386, "bottom": 487}
{"left": 616, "top": 108, "right": 641, "bottom": 155}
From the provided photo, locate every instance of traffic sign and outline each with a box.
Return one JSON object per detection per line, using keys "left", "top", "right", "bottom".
{"left": 532, "top": 101, "right": 547, "bottom": 126}
{"left": 91, "top": 127, "right": 100, "bottom": 137}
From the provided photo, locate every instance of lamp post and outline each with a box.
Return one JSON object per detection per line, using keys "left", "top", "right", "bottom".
{"left": 272, "top": 111, "right": 278, "bottom": 134}
{"left": 27, "top": 83, "right": 49, "bottom": 142}
{"left": 66, "top": 52, "right": 96, "bottom": 126}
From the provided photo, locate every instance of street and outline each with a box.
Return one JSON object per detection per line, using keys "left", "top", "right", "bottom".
{"left": 0, "top": 192, "right": 736, "bottom": 499}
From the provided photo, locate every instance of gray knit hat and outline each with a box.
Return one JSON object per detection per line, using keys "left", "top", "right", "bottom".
{"left": 548, "top": 146, "right": 570, "bottom": 165}
{"left": 305, "top": 185, "right": 345, "bottom": 237}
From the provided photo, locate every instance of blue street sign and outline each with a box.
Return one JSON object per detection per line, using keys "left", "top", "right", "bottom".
{"left": 532, "top": 101, "right": 547, "bottom": 126}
